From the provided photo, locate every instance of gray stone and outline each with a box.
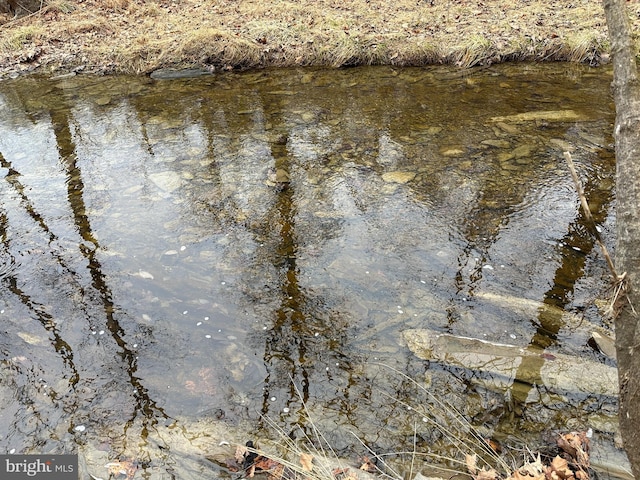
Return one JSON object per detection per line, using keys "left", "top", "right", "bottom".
{"left": 403, "top": 328, "right": 618, "bottom": 397}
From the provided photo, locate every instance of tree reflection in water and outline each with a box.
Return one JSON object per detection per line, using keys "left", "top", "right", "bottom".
{"left": 0, "top": 65, "right": 620, "bottom": 477}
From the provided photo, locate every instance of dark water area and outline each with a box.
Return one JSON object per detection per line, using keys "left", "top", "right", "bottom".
{"left": 0, "top": 64, "right": 628, "bottom": 478}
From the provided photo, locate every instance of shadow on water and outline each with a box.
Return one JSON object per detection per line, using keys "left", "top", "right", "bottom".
{"left": 0, "top": 64, "right": 627, "bottom": 478}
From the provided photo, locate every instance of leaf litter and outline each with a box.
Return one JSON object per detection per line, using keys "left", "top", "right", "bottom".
{"left": 222, "top": 430, "right": 593, "bottom": 480}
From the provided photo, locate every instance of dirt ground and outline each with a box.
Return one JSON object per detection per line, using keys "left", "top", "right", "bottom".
{"left": 0, "top": 0, "right": 639, "bottom": 78}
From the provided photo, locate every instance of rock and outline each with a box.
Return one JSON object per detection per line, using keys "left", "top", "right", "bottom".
{"left": 549, "top": 138, "right": 574, "bottom": 151}
{"left": 481, "top": 139, "right": 511, "bottom": 148}
{"left": 439, "top": 147, "right": 465, "bottom": 157}
{"left": 591, "top": 331, "right": 616, "bottom": 360}
{"left": 490, "top": 109, "right": 586, "bottom": 123}
{"left": 512, "top": 144, "right": 533, "bottom": 158}
{"left": 497, "top": 152, "right": 514, "bottom": 162}
{"left": 381, "top": 171, "right": 416, "bottom": 184}
{"left": 403, "top": 328, "right": 618, "bottom": 397}
{"left": 149, "top": 171, "right": 183, "bottom": 192}
{"left": 266, "top": 168, "right": 290, "bottom": 186}
{"left": 495, "top": 122, "right": 520, "bottom": 134}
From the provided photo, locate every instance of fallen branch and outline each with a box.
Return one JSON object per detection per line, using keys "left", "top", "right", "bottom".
{"left": 563, "top": 151, "right": 631, "bottom": 319}
{"left": 563, "top": 151, "right": 619, "bottom": 279}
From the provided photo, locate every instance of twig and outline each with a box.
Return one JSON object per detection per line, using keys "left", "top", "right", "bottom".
{"left": 564, "top": 151, "right": 632, "bottom": 319}
{"left": 563, "top": 151, "right": 620, "bottom": 280}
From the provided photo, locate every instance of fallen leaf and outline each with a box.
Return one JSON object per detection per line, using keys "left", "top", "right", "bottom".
{"left": 519, "top": 454, "right": 545, "bottom": 477}
{"left": 511, "top": 470, "right": 544, "bottom": 480}
{"left": 267, "top": 462, "right": 285, "bottom": 480}
{"left": 300, "top": 453, "right": 314, "bottom": 472}
{"left": 485, "top": 438, "right": 502, "bottom": 453}
{"left": 104, "top": 460, "right": 137, "bottom": 479}
{"left": 548, "top": 456, "right": 574, "bottom": 480}
{"left": 359, "top": 455, "right": 377, "bottom": 473}
{"left": 254, "top": 457, "right": 276, "bottom": 469}
{"left": 235, "top": 445, "right": 248, "bottom": 464}
{"left": 332, "top": 467, "right": 350, "bottom": 476}
{"left": 557, "top": 432, "right": 590, "bottom": 468}
{"left": 476, "top": 466, "right": 499, "bottom": 480}
{"left": 466, "top": 453, "right": 478, "bottom": 474}
{"left": 575, "top": 471, "right": 589, "bottom": 480}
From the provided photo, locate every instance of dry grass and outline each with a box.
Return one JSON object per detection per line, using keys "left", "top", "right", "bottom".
{"left": 0, "top": 0, "right": 638, "bottom": 76}
{"left": 249, "top": 366, "right": 514, "bottom": 480}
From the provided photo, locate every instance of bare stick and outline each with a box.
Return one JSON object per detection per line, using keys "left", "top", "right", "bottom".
{"left": 563, "top": 151, "right": 620, "bottom": 280}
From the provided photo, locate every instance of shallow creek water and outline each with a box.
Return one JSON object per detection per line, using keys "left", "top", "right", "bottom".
{"left": 0, "top": 64, "right": 627, "bottom": 478}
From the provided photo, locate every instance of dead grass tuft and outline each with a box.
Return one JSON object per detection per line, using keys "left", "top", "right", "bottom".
{"left": 247, "top": 366, "right": 514, "bottom": 480}
{"left": 445, "top": 35, "right": 494, "bottom": 68}
{"left": 1, "top": 24, "right": 43, "bottom": 49}
{"left": 0, "top": 0, "right": 639, "bottom": 76}
{"left": 176, "top": 28, "right": 263, "bottom": 68}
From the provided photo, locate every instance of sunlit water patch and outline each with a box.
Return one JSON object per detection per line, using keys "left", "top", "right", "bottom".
{"left": 0, "top": 64, "right": 626, "bottom": 479}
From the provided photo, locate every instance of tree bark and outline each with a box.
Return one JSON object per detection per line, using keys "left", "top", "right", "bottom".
{"left": 603, "top": 0, "right": 640, "bottom": 477}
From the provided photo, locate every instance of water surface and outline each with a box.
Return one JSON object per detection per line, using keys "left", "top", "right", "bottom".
{"left": 0, "top": 64, "right": 623, "bottom": 478}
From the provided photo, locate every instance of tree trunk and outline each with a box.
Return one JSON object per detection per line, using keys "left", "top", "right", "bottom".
{"left": 602, "top": 0, "right": 640, "bottom": 477}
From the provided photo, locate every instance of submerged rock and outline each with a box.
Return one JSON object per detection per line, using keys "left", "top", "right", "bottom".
{"left": 381, "top": 171, "right": 416, "bottom": 184}
{"left": 403, "top": 328, "right": 618, "bottom": 398}
{"left": 490, "top": 109, "right": 586, "bottom": 123}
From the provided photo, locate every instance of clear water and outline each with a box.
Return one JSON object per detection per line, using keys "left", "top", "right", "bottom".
{"left": 0, "top": 64, "right": 623, "bottom": 478}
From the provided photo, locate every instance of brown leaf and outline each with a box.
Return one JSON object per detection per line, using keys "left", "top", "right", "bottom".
{"left": 575, "top": 470, "right": 589, "bottom": 480}
{"left": 476, "top": 466, "right": 499, "bottom": 480}
{"left": 558, "top": 433, "right": 589, "bottom": 455}
{"left": 519, "top": 454, "right": 545, "bottom": 477}
{"left": 105, "top": 461, "right": 137, "bottom": 480}
{"left": 485, "top": 438, "right": 502, "bottom": 453}
{"left": 557, "top": 432, "right": 590, "bottom": 468}
{"left": 254, "top": 456, "right": 281, "bottom": 472}
{"left": 512, "top": 470, "right": 545, "bottom": 480}
{"left": 235, "top": 445, "right": 248, "bottom": 464}
{"left": 359, "top": 455, "right": 377, "bottom": 473}
{"left": 267, "top": 462, "right": 285, "bottom": 480}
{"left": 548, "top": 456, "right": 574, "bottom": 480}
{"left": 300, "top": 453, "right": 314, "bottom": 472}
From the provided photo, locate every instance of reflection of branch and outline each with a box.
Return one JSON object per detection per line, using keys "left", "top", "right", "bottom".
{"left": 3, "top": 272, "right": 80, "bottom": 385}
{"left": 0, "top": 151, "right": 81, "bottom": 381}
{"left": 0, "top": 151, "right": 56, "bottom": 244}
{"left": 53, "top": 112, "right": 172, "bottom": 426}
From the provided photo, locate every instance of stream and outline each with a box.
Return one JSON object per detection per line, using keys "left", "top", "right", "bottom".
{"left": 0, "top": 63, "right": 627, "bottom": 479}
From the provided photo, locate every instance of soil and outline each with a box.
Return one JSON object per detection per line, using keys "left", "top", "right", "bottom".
{"left": 2, "top": 0, "right": 639, "bottom": 78}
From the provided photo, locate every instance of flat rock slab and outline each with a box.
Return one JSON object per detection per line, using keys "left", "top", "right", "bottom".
{"left": 381, "top": 171, "right": 416, "bottom": 183}
{"left": 490, "top": 109, "right": 586, "bottom": 123}
{"left": 403, "top": 328, "right": 618, "bottom": 398}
